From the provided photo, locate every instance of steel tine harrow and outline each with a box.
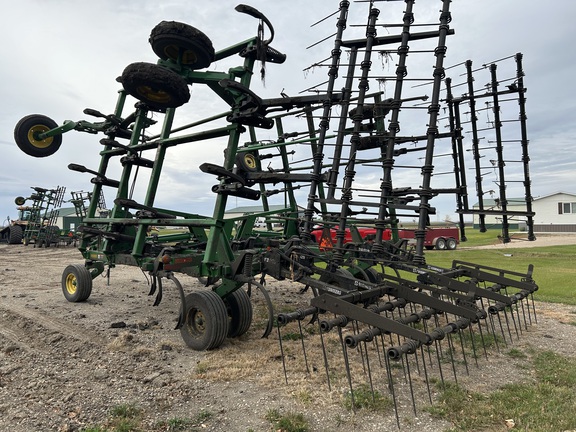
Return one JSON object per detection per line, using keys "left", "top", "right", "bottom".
{"left": 275, "top": 257, "right": 538, "bottom": 421}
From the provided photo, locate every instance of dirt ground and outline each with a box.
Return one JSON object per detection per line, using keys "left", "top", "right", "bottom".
{"left": 1, "top": 234, "right": 576, "bottom": 432}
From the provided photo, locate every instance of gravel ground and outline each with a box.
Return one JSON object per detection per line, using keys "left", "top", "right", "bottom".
{"left": 1, "top": 236, "right": 575, "bottom": 432}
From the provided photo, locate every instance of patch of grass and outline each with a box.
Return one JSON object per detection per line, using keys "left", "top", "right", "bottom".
{"left": 193, "top": 410, "right": 213, "bottom": 423}
{"left": 110, "top": 403, "right": 142, "bottom": 419}
{"left": 425, "top": 244, "right": 576, "bottom": 305}
{"left": 343, "top": 383, "right": 393, "bottom": 411}
{"left": 425, "top": 350, "right": 576, "bottom": 431}
{"left": 282, "top": 332, "right": 304, "bottom": 341}
{"left": 533, "top": 351, "right": 576, "bottom": 386}
{"left": 296, "top": 390, "right": 313, "bottom": 405}
{"left": 83, "top": 405, "right": 213, "bottom": 432}
{"left": 265, "top": 408, "right": 309, "bottom": 432}
{"left": 506, "top": 348, "right": 527, "bottom": 359}
{"left": 154, "top": 411, "right": 212, "bottom": 431}
{"left": 195, "top": 361, "right": 209, "bottom": 374}
{"left": 107, "top": 403, "right": 142, "bottom": 432}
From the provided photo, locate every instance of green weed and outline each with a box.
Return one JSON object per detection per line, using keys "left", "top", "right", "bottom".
{"left": 343, "top": 383, "right": 393, "bottom": 411}
{"left": 265, "top": 408, "right": 309, "bottom": 432}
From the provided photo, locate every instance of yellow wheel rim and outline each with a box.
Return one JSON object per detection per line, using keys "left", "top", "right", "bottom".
{"left": 136, "top": 85, "right": 172, "bottom": 104}
{"left": 164, "top": 45, "right": 198, "bottom": 65}
{"left": 243, "top": 153, "right": 258, "bottom": 170}
{"left": 27, "top": 125, "right": 54, "bottom": 149}
{"left": 65, "top": 273, "right": 78, "bottom": 295}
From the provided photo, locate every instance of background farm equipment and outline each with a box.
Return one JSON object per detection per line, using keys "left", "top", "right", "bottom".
{"left": 397, "top": 226, "right": 460, "bottom": 250}
{"left": 13, "top": 1, "right": 540, "bottom": 422}
{"left": 1, "top": 186, "right": 66, "bottom": 246}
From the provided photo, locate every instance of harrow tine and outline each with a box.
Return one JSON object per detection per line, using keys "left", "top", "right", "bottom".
{"left": 457, "top": 328, "right": 470, "bottom": 376}
{"left": 277, "top": 324, "right": 289, "bottom": 385}
{"left": 405, "top": 352, "right": 417, "bottom": 415}
{"left": 351, "top": 320, "right": 367, "bottom": 375}
{"left": 468, "top": 325, "right": 480, "bottom": 368}
{"left": 446, "top": 333, "right": 459, "bottom": 384}
{"left": 434, "top": 340, "right": 446, "bottom": 388}
{"left": 362, "top": 339, "right": 376, "bottom": 405}
{"left": 297, "top": 319, "right": 310, "bottom": 375}
{"left": 374, "top": 333, "right": 385, "bottom": 368}
{"left": 519, "top": 296, "right": 530, "bottom": 329}
{"left": 495, "top": 310, "right": 509, "bottom": 346}
{"left": 419, "top": 345, "right": 433, "bottom": 404}
{"left": 530, "top": 293, "right": 538, "bottom": 324}
{"left": 506, "top": 304, "right": 521, "bottom": 340}
{"left": 487, "top": 311, "right": 501, "bottom": 352}
{"left": 384, "top": 352, "right": 401, "bottom": 429}
{"left": 318, "top": 321, "right": 332, "bottom": 391}
{"left": 339, "top": 327, "right": 356, "bottom": 412}
{"left": 276, "top": 306, "right": 319, "bottom": 384}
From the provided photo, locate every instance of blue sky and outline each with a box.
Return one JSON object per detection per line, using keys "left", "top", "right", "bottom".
{"left": 1, "top": 0, "right": 575, "bottom": 224}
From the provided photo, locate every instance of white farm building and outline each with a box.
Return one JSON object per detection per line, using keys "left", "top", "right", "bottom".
{"left": 472, "top": 191, "right": 576, "bottom": 233}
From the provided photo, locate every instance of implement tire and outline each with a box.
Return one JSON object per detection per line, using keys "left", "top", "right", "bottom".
{"left": 118, "top": 62, "right": 190, "bottom": 111}
{"left": 180, "top": 290, "right": 228, "bottom": 350}
{"left": 224, "top": 289, "right": 253, "bottom": 338}
{"left": 62, "top": 264, "right": 93, "bottom": 302}
{"left": 14, "top": 114, "right": 62, "bottom": 158}
{"left": 149, "top": 21, "right": 214, "bottom": 70}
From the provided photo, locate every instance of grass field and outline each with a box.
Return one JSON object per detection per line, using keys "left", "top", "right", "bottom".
{"left": 425, "top": 230, "right": 576, "bottom": 305}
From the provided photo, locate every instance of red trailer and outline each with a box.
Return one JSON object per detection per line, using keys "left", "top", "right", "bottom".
{"left": 397, "top": 227, "right": 460, "bottom": 250}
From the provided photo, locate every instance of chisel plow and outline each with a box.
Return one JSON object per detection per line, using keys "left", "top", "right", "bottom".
{"left": 13, "top": 0, "right": 539, "bottom": 422}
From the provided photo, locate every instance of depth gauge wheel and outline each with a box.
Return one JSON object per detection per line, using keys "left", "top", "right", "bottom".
{"left": 149, "top": 21, "right": 215, "bottom": 70}
{"left": 235, "top": 152, "right": 259, "bottom": 172}
{"left": 224, "top": 288, "right": 253, "bottom": 338}
{"left": 364, "top": 267, "right": 383, "bottom": 283}
{"left": 118, "top": 62, "right": 190, "bottom": 111}
{"left": 62, "top": 264, "right": 93, "bottom": 302}
{"left": 14, "top": 114, "right": 62, "bottom": 158}
{"left": 320, "top": 268, "right": 354, "bottom": 288}
{"left": 180, "top": 290, "right": 228, "bottom": 350}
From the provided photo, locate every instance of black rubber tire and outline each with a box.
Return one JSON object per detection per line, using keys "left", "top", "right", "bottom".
{"left": 224, "top": 289, "right": 253, "bottom": 338}
{"left": 14, "top": 196, "right": 26, "bottom": 206}
{"left": 7, "top": 225, "right": 23, "bottom": 244}
{"left": 180, "top": 290, "right": 228, "bottom": 350}
{"left": 435, "top": 237, "right": 447, "bottom": 250}
{"left": 149, "top": 21, "right": 214, "bottom": 70}
{"left": 118, "top": 62, "right": 190, "bottom": 111}
{"left": 364, "top": 267, "right": 383, "bottom": 283}
{"left": 62, "top": 264, "right": 93, "bottom": 302}
{"left": 446, "top": 237, "right": 457, "bottom": 250}
{"left": 320, "top": 268, "right": 354, "bottom": 288}
{"left": 235, "top": 152, "right": 259, "bottom": 172}
{"left": 14, "top": 114, "right": 62, "bottom": 158}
